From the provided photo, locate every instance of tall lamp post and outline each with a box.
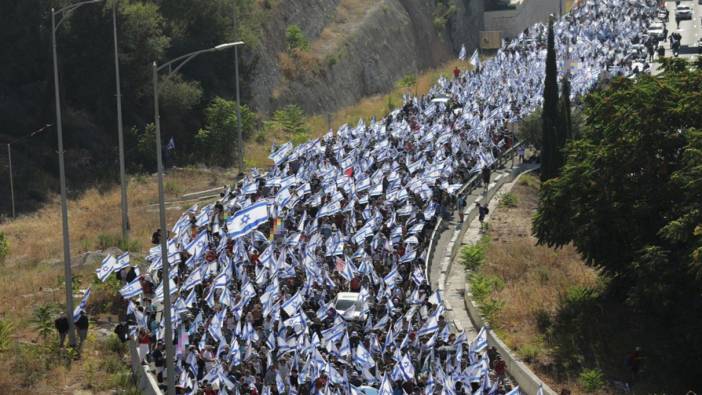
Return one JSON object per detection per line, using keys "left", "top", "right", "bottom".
{"left": 112, "top": 0, "right": 129, "bottom": 240}
{"left": 233, "top": 6, "right": 246, "bottom": 174}
{"left": 51, "top": 0, "right": 103, "bottom": 349}
{"left": 152, "top": 41, "right": 243, "bottom": 395}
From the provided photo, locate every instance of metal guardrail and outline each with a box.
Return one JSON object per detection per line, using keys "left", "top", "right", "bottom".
{"left": 424, "top": 141, "right": 525, "bottom": 286}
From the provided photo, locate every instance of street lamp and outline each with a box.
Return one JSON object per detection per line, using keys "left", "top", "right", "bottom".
{"left": 112, "top": 0, "right": 129, "bottom": 241}
{"left": 51, "top": 0, "right": 104, "bottom": 349}
{"left": 152, "top": 41, "right": 242, "bottom": 395}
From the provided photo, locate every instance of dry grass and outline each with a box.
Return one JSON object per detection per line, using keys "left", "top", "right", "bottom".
{"left": 310, "top": 0, "right": 377, "bottom": 58}
{"left": 0, "top": 167, "right": 231, "bottom": 392}
{"left": 481, "top": 173, "right": 601, "bottom": 393}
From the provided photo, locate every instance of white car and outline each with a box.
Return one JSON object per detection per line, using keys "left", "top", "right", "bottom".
{"left": 647, "top": 22, "right": 665, "bottom": 39}
{"left": 676, "top": 5, "right": 692, "bottom": 20}
{"left": 333, "top": 292, "right": 365, "bottom": 321}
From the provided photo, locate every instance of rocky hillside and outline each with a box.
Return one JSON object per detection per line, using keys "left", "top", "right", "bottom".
{"left": 248, "top": 0, "right": 484, "bottom": 114}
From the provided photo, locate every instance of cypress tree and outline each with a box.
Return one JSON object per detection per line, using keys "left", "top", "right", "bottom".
{"left": 559, "top": 72, "right": 572, "bottom": 142}
{"left": 541, "top": 15, "right": 560, "bottom": 182}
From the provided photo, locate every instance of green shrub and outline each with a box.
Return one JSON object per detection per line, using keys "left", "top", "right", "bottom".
{"left": 165, "top": 180, "right": 182, "bottom": 195}
{"left": 460, "top": 242, "right": 486, "bottom": 271}
{"left": 96, "top": 233, "right": 119, "bottom": 250}
{"left": 469, "top": 272, "right": 504, "bottom": 303}
{"left": 0, "top": 319, "right": 13, "bottom": 351}
{"left": 0, "top": 232, "right": 9, "bottom": 264}
{"left": 286, "top": 25, "right": 309, "bottom": 51}
{"left": 117, "top": 237, "right": 141, "bottom": 253}
{"left": 518, "top": 342, "right": 543, "bottom": 362}
{"left": 535, "top": 308, "right": 552, "bottom": 333}
{"left": 579, "top": 368, "right": 605, "bottom": 393}
{"left": 480, "top": 298, "right": 505, "bottom": 323}
{"left": 499, "top": 192, "right": 518, "bottom": 208}
{"left": 32, "top": 304, "right": 59, "bottom": 341}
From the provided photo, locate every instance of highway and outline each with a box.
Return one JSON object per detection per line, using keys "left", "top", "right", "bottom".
{"left": 659, "top": 0, "right": 701, "bottom": 58}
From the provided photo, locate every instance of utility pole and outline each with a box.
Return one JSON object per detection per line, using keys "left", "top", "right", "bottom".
{"left": 7, "top": 144, "right": 15, "bottom": 218}
{"left": 233, "top": 4, "right": 244, "bottom": 175}
{"left": 113, "top": 0, "right": 129, "bottom": 241}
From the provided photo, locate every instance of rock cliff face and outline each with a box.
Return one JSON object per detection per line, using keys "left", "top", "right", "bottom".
{"left": 246, "top": 0, "right": 484, "bottom": 115}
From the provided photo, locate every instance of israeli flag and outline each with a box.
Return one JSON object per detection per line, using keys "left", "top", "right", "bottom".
{"left": 185, "top": 231, "right": 208, "bottom": 259}
{"left": 354, "top": 343, "right": 375, "bottom": 368}
{"left": 154, "top": 278, "right": 177, "bottom": 303}
{"left": 339, "top": 332, "right": 351, "bottom": 357}
{"left": 242, "top": 180, "right": 258, "bottom": 195}
{"left": 458, "top": 44, "right": 467, "bottom": 61}
{"left": 428, "top": 290, "right": 443, "bottom": 306}
{"left": 378, "top": 373, "right": 393, "bottom": 395}
{"left": 417, "top": 315, "right": 439, "bottom": 336}
{"left": 470, "top": 326, "right": 488, "bottom": 353}
{"left": 470, "top": 49, "right": 480, "bottom": 68}
{"left": 282, "top": 290, "right": 304, "bottom": 316}
{"left": 182, "top": 266, "right": 204, "bottom": 291}
{"left": 317, "top": 201, "right": 341, "bottom": 218}
{"left": 383, "top": 266, "right": 401, "bottom": 287}
{"left": 119, "top": 278, "right": 143, "bottom": 299}
{"left": 72, "top": 288, "right": 91, "bottom": 322}
{"left": 392, "top": 354, "right": 415, "bottom": 382}
{"left": 226, "top": 201, "right": 271, "bottom": 240}
{"left": 505, "top": 386, "right": 520, "bottom": 395}
{"left": 96, "top": 255, "right": 117, "bottom": 282}
{"left": 269, "top": 142, "right": 293, "bottom": 165}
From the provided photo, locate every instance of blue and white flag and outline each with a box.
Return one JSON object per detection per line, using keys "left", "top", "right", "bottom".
{"left": 96, "top": 255, "right": 117, "bottom": 282}
{"left": 458, "top": 44, "right": 467, "bottom": 61}
{"left": 183, "top": 266, "right": 204, "bottom": 291}
{"left": 269, "top": 142, "right": 293, "bottom": 165}
{"left": 417, "top": 315, "right": 439, "bottom": 336}
{"left": 115, "top": 251, "right": 130, "bottom": 271}
{"left": 470, "top": 49, "right": 481, "bottom": 69}
{"left": 72, "top": 288, "right": 91, "bottom": 322}
{"left": 282, "top": 290, "right": 304, "bottom": 316}
{"left": 226, "top": 201, "right": 270, "bottom": 240}
{"left": 391, "top": 353, "right": 415, "bottom": 382}
{"left": 383, "top": 265, "right": 401, "bottom": 287}
{"left": 378, "top": 373, "right": 393, "bottom": 395}
{"left": 470, "top": 326, "right": 488, "bottom": 353}
{"left": 119, "top": 278, "right": 143, "bottom": 299}
{"left": 185, "top": 231, "right": 208, "bottom": 260}
{"left": 505, "top": 386, "right": 520, "bottom": 395}
{"left": 354, "top": 343, "right": 375, "bottom": 368}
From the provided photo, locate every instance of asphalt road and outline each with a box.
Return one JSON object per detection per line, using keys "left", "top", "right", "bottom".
{"left": 660, "top": 0, "right": 701, "bottom": 56}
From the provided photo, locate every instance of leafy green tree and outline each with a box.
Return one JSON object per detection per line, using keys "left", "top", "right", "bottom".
{"left": 195, "top": 97, "right": 257, "bottom": 166}
{"left": 272, "top": 105, "right": 308, "bottom": 135}
{"left": 534, "top": 66, "right": 702, "bottom": 380}
{"left": 519, "top": 109, "right": 543, "bottom": 150}
{"left": 541, "top": 16, "right": 561, "bottom": 181}
{"left": 534, "top": 68, "right": 702, "bottom": 288}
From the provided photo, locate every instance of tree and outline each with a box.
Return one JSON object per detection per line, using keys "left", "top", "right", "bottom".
{"left": 534, "top": 68, "right": 702, "bottom": 285}
{"left": 541, "top": 15, "right": 561, "bottom": 181}
{"left": 559, "top": 73, "right": 573, "bottom": 141}
{"left": 195, "top": 97, "right": 257, "bottom": 166}
{"left": 534, "top": 67, "right": 702, "bottom": 376}
{"left": 272, "top": 105, "right": 308, "bottom": 136}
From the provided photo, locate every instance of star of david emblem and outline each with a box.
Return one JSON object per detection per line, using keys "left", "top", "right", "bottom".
{"left": 241, "top": 214, "right": 251, "bottom": 224}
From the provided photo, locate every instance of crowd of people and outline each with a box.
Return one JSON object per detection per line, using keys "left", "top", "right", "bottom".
{"left": 97, "top": 0, "right": 659, "bottom": 393}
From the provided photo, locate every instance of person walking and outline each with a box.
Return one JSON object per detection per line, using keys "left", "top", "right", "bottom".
{"left": 518, "top": 145, "right": 526, "bottom": 163}
{"left": 457, "top": 194, "right": 467, "bottom": 222}
{"left": 476, "top": 202, "right": 489, "bottom": 232}
{"left": 54, "top": 314, "right": 69, "bottom": 348}
{"left": 75, "top": 311, "right": 89, "bottom": 351}
{"left": 481, "top": 166, "right": 491, "bottom": 193}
